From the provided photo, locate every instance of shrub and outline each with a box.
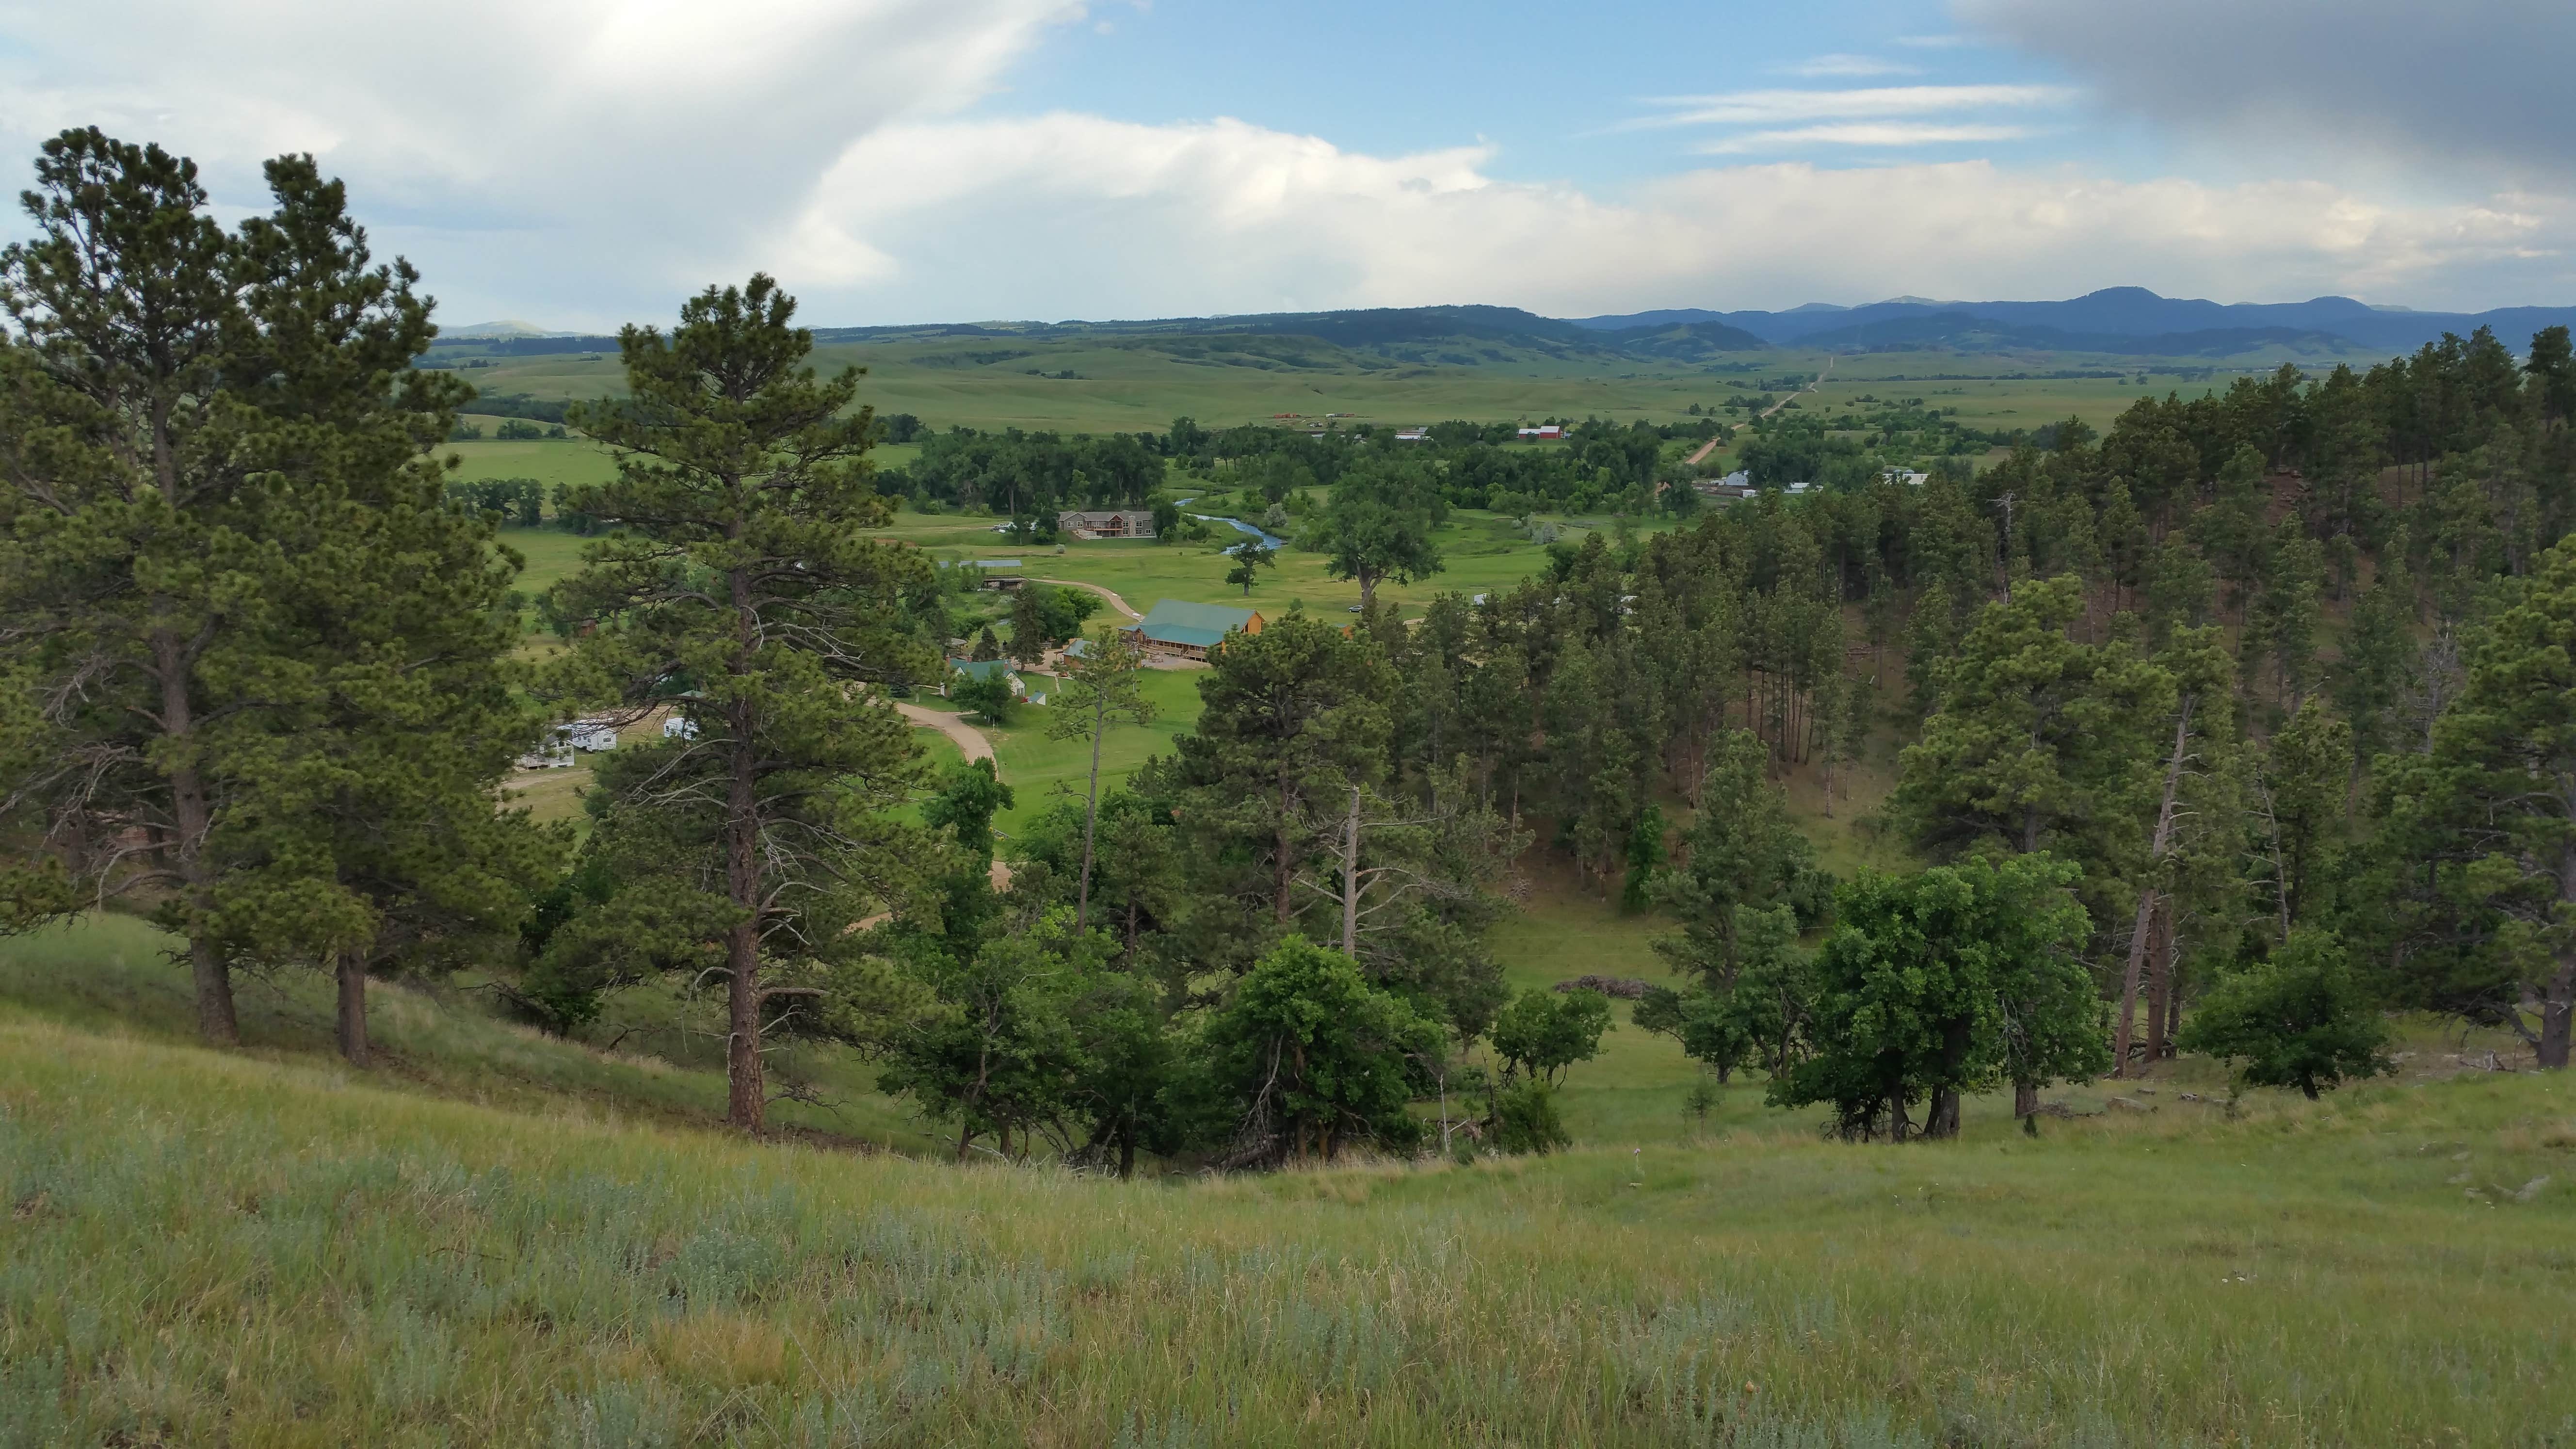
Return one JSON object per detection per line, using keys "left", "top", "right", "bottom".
{"left": 2180, "top": 930, "right": 2392, "bottom": 1099}
{"left": 1487, "top": 1079, "right": 1568, "bottom": 1154}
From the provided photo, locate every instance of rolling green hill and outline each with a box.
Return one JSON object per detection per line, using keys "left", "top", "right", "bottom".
{"left": 0, "top": 918, "right": 2565, "bottom": 1446}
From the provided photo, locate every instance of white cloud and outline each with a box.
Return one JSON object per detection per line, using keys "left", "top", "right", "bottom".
{"left": 1781, "top": 55, "right": 1920, "bottom": 79}
{"left": 781, "top": 113, "right": 2570, "bottom": 320}
{"left": 1695, "top": 124, "right": 2035, "bottom": 155}
{"left": 1631, "top": 85, "right": 2073, "bottom": 129}
{"left": 0, "top": 0, "right": 1086, "bottom": 325}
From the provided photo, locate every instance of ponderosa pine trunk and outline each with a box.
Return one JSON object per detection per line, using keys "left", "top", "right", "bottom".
{"left": 156, "top": 629, "right": 236, "bottom": 1046}
{"left": 724, "top": 564, "right": 766, "bottom": 1132}
{"left": 2542, "top": 957, "right": 2574, "bottom": 1070}
{"left": 336, "top": 950, "right": 370, "bottom": 1067}
{"left": 2143, "top": 904, "right": 2175, "bottom": 1063}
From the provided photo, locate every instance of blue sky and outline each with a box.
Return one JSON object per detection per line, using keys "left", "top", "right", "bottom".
{"left": 0, "top": 0, "right": 2567, "bottom": 327}
{"left": 1004, "top": 0, "right": 2127, "bottom": 189}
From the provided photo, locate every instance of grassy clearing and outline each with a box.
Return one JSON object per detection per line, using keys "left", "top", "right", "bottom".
{"left": 2, "top": 982, "right": 2569, "bottom": 1446}
{"left": 911, "top": 670, "right": 1202, "bottom": 837}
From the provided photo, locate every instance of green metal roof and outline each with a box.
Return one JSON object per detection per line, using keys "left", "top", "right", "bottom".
{"left": 1136, "top": 599, "right": 1257, "bottom": 634}
{"left": 949, "top": 659, "right": 1018, "bottom": 681}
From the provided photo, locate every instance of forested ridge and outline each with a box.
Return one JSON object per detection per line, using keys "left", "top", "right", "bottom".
{"left": 7, "top": 129, "right": 2576, "bottom": 1176}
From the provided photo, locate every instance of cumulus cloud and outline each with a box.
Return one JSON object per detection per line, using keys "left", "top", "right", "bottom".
{"left": 782, "top": 113, "right": 2570, "bottom": 320}
{"left": 0, "top": 0, "right": 1085, "bottom": 324}
{"left": 1957, "top": 0, "right": 2576, "bottom": 186}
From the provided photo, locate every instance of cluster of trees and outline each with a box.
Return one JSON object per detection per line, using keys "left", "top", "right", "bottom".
{"left": 444, "top": 477, "right": 546, "bottom": 527}
{"left": 8, "top": 130, "right": 2575, "bottom": 1173}
{"left": 880, "top": 427, "right": 1163, "bottom": 517}
{"left": 0, "top": 129, "right": 551, "bottom": 1062}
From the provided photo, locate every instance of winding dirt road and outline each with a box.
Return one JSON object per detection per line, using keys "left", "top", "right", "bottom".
{"left": 1034, "top": 577, "right": 1143, "bottom": 621}
{"left": 892, "top": 701, "right": 1011, "bottom": 891}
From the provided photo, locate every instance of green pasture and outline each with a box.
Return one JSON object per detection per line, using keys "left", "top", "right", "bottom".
{"left": 432, "top": 331, "right": 2334, "bottom": 439}
{"left": 902, "top": 505, "right": 1638, "bottom": 623}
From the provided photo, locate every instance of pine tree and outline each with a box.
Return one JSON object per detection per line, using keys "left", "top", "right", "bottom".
{"left": 1007, "top": 585, "right": 1047, "bottom": 667}
{"left": 1893, "top": 575, "right": 2172, "bottom": 860}
{"left": 2383, "top": 538, "right": 2576, "bottom": 1067}
{"left": 1045, "top": 628, "right": 1153, "bottom": 927}
{"left": 0, "top": 132, "right": 494, "bottom": 1046}
{"left": 551, "top": 275, "right": 936, "bottom": 1131}
{"left": 1654, "top": 729, "right": 1822, "bottom": 989}
{"left": 1174, "top": 610, "right": 1394, "bottom": 952}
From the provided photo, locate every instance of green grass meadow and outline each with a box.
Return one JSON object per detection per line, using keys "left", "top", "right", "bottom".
{"left": 1, "top": 914, "right": 2570, "bottom": 1445}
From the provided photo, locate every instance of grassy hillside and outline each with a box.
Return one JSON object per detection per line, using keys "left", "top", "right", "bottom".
{"left": 2, "top": 958, "right": 2569, "bottom": 1445}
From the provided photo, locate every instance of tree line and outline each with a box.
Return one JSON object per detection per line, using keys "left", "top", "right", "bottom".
{"left": 5, "top": 130, "right": 2573, "bottom": 1169}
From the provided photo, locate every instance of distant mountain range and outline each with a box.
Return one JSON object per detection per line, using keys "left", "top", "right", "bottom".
{"left": 1567, "top": 287, "right": 2576, "bottom": 355}
{"left": 434, "top": 288, "right": 2576, "bottom": 366}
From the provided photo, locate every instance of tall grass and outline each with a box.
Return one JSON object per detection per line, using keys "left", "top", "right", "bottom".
{"left": 2, "top": 999, "right": 2569, "bottom": 1445}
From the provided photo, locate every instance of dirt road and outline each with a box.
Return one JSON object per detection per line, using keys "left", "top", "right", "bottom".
{"left": 1759, "top": 356, "right": 1833, "bottom": 419}
{"left": 895, "top": 701, "right": 996, "bottom": 769}
{"left": 892, "top": 701, "right": 1011, "bottom": 891}
{"left": 1035, "top": 578, "right": 1143, "bottom": 621}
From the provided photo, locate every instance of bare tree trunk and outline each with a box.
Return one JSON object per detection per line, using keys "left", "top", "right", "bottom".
{"left": 2013, "top": 1080, "right": 2038, "bottom": 1120}
{"left": 335, "top": 950, "right": 370, "bottom": 1067}
{"left": 2115, "top": 697, "right": 2195, "bottom": 1076}
{"left": 1077, "top": 697, "right": 1104, "bottom": 928}
{"left": 1275, "top": 758, "right": 1296, "bottom": 925}
{"left": 1340, "top": 786, "right": 1361, "bottom": 957}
